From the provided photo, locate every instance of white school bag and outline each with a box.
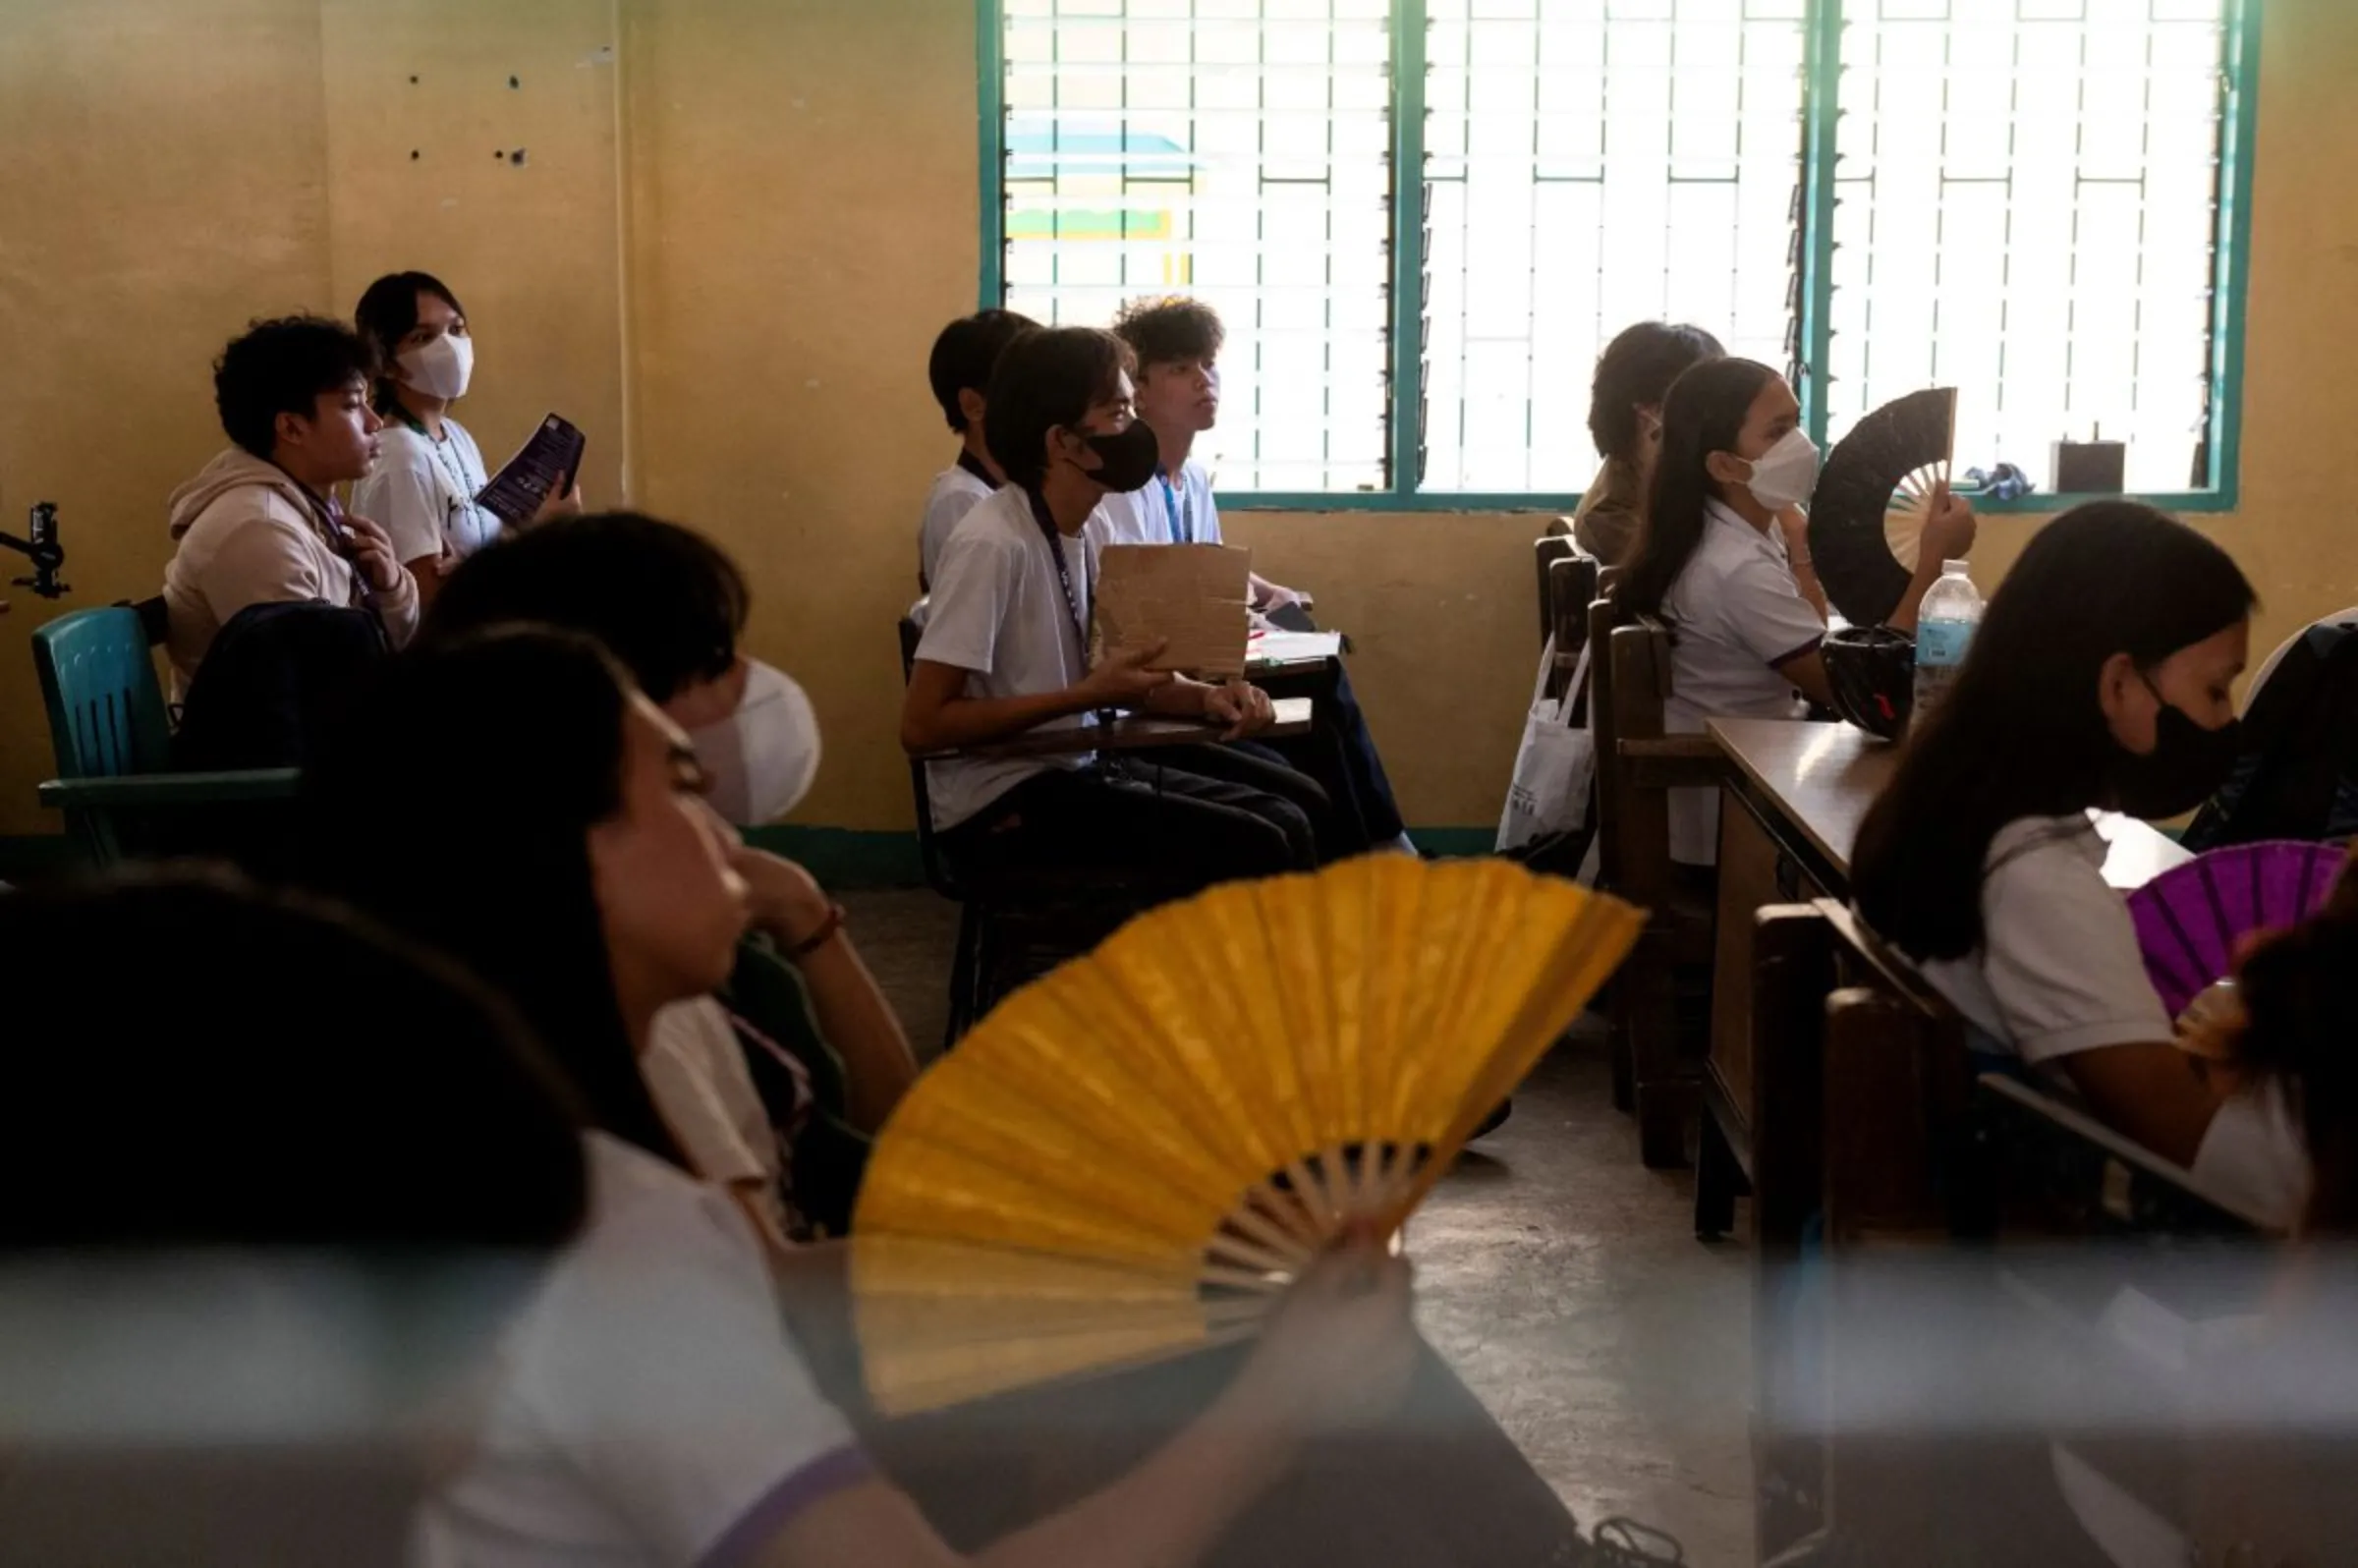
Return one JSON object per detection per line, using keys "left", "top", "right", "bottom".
{"left": 1495, "top": 633, "right": 1595, "bottom": 855}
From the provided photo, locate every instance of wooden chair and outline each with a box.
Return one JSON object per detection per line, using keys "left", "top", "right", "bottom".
{"left": 1744, "top": 899, "right": 2274, "bottom": 1565}
{"left": 1542, "top": 553, "right": 1598, "bottom": 704}
{"left": 1585, "top": 584, "right": 1630, "bottom": 1113}
{"left": 1532, "top": 517, "right": 1576, "bottom": 646}
{"left": 894, "top": 614, "right": 1308, "bottom": 1045}
{"left": 1592, "top": 611, "right": 1724, "bottom": 1167}
{"left": 32, "top": 602, "right": 298, "bottom": 868}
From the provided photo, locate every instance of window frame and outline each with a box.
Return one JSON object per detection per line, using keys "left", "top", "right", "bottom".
{"left": 975, "top": 0, "right": 2261, "bottom": 515}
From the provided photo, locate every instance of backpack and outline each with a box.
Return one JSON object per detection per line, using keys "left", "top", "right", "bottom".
{"left": 173, "top": 599, "right": 389, "bottom": 772}
{"left": 2184, "top": 618, "right": 2358, "bottom": 851}
{"left": 165, "top": 600, "right": 388, "bottom": 875}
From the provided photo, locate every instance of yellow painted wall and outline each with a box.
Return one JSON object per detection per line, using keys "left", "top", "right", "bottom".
{"left": 2, "top": 0, "right": 2354, "bottom": 842}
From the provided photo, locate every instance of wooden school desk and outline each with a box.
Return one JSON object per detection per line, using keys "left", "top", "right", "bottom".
{"left": 1244, "top": 629, "right": 1344, "bottom": 679}
{"left": 914, "top": 696, "right": 1315, "bottom": 762}
{"left": 1701, "top": 717, "right": 2191, "bottom": 1228}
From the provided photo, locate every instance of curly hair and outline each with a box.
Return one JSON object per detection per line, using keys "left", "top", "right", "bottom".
{"left": 1112, "top": 295, "right": 1225, "bottom": 370}
{"left": 212, "top": 315, "right": 376, "bottom": 459}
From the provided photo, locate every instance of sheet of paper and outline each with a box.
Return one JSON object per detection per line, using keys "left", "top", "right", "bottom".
{"left": 476, "top": 413, "right": 587, "bottom": 527}
{"left": 1093, "top": 543, "right": 1253, "bottom": 679}
{"left": 1247, "top": 630, "right": 1343, "bottom": 667}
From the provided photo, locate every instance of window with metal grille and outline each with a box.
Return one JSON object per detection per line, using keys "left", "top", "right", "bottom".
{"left": 1824, "top": 0, "right": 2242, "bottom": 499}
{"left": 982, "top": 0, "right": 2255, "bottom": 510}
{"left": 997, "top": 0, "right": 1394, "bottom": 494}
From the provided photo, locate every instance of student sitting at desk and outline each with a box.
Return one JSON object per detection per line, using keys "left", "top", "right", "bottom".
{"left": 1098, "top": 295, "right": 1297, "bottom": 613}
{"left": 1851, "top": 503, "right": 2307, "bottom": 1228}
{"left": 1107, "top": 294, "right": 1411, "bottom": 855}
{"left": 351, "top": 270, "right": 581, "bottom": 613}
{"left": 1572, "top": 321, "right": 1723, "bottom": 568}
{"left": 423, "top": 513, "right": 916, "bottom": 1239}
{"left": 1614, "top": 357, "right": 1975, "bottom": 868}
{"left": 902, "top": 326, "right": 1341, "bottom": 898}
{"left": 2237, "top": 875, "right": 2358, "bottom": 1234}
{"left": 161, "top": 315, "right": 420, "bottom": 700}
{"left": 919, "top": 308, "right": 1037, "bottom": 594}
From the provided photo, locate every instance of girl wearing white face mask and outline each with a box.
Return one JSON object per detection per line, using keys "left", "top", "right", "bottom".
{"left": 352, "top": 271, "right": 579, "bottom": 610}
{"left": 1611, "top": 357, "right": 1977, "bottom": 867}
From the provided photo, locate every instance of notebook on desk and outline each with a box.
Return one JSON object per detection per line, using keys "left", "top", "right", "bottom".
{"left": 1247, "top": 629, "right": 1343, "bottom": 668}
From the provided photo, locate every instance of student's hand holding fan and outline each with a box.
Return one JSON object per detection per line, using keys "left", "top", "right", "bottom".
{"left": 2129, "top": 840, "right": 2357, "bottom": 1078}
{"left": 1081, "top": 640, "right": 1178, "bottom": 707}
{"left": 1225, "top": 1229, "right": 1417, "bottom": 1435}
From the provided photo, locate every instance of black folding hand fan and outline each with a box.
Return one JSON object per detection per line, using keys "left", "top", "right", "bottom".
{"left": 1806, "top": 387, "right": 1958, "bottom": 629}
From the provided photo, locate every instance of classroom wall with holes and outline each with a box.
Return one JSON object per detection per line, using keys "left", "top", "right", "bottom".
{"left": 0, "top": 0, "right": 2355, "bottom": 843}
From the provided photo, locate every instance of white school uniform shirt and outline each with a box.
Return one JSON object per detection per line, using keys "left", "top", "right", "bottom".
{"left": 1102, "top": 459, "right": 1224, "bottom": 548}
{"left": 409, "top": 1134, "right": 864, "bottom": 1568}
{"left": 1914, "top": 814, "right": 2310, "bottom": 1227}
{"left": 1660, "top": 499, "right": 1825, "bottom": 865}
{"left": 351, "top": 419, "right": 499, "bottom": 570}
{"left": 918, "top": 460, "right": 996, "bottom": 592}
{"left": 914, "top": 484, "right": 1116, "bottom": 831}
{"left": 645, "top": 998, "right": 787, "bottom": 1237}
{"left": 1916, "top": 815, "right": 2178, "bottom": 1066}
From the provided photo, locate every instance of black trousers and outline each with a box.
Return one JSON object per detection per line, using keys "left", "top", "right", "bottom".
{"left": 1253, "top": 658, "right": 1407, "bottom": 848}
{"left": 941, "top": 749, "right": 1332, "bottom": 905}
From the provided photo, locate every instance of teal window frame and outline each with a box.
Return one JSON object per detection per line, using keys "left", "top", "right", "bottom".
{"left": 976, "top": 0, "right": 2261, "bottom": 516}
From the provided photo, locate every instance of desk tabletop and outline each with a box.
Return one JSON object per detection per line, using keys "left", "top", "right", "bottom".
{"left": 1708, "top": 718, "right": 2191, "bottom": 891}
{"left": 926, "top": 696, "right": 1315, "bottom": 763}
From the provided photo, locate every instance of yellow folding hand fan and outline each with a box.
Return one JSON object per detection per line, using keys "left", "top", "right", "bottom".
{"left": 849, "top": 856, "right": 1643, "bottom": 1415}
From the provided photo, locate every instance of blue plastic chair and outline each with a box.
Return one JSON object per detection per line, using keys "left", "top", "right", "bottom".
{"left": 32, "top": 604, "right": 299, "bottom": 868}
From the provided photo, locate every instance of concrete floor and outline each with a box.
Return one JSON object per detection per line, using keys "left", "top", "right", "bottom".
{"left": 843, "top": 887, "right": 1754, "bottom": 1565}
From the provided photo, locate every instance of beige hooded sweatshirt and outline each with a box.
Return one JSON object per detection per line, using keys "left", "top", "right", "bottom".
{"left": 161, "top": 449, "right": 420, "bottom": 700}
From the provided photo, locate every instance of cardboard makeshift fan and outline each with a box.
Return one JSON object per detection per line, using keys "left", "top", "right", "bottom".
{"left": 848, "top": 856, "right": 1643, "bottom": 1415}
{"left": 1093, "top": 542, "right": 1254, "bottom": 680}
{"left": 1807, "top": 387, "right": 1958, "bottom": 628}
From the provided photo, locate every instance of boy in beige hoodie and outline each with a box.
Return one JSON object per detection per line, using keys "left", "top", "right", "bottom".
{"left": 163, "top": 316, "right": 419, "bottom": 699}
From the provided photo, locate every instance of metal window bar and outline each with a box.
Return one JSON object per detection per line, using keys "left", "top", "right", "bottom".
{"left": 996, "top": 0, "right": 1395, "bottom": 495}
{"left": 1418, "top": 0, "right": 1812, "bottom": 495}
{"left": 1824, "top": 0, "right": 2231, "bottom": 499}
{"left": 986, "top": 0, "right": 2251, "bottom": 508}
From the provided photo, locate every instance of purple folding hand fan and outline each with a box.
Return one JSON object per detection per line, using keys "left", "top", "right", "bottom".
{"left": 2126, "top": 840, "right": 2347, "bottom": 1019}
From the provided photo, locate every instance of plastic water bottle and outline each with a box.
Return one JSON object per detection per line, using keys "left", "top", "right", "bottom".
{"left": 1912, "top": 560, "right": 1983, "bottom": 730}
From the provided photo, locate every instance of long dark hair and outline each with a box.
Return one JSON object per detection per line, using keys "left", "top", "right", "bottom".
{"left": 299, "top": 628, "right": 691, "bottom": 1166}
{"left": 1612, "top": 357, "right": 1780, "bottom": 624}
{"left": 1853, "top": 502, "right": 2257, "bottom": 961}
{"left": 354, "top": 270, "right": 467, "bottom": 417}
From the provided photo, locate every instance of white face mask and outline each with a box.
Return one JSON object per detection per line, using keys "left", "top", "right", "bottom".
{"left": 689, "top": 661, "right": 821, "bottom": 827}
{"left": 395, "top": 333, "right": 475, "bottom": 402}
{"left": 1738, "top": 427, "right": 1821, "bottom": 512}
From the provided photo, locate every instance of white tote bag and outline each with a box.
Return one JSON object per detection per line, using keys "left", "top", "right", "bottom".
{"left": 1495, "top": 634, "right": 1595, "bottom": 854}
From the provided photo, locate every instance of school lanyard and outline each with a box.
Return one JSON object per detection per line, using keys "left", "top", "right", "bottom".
{"left": 956, "top": 449, "right": 995, "bottom": 487}
{"left": 1157, "top": 469, "right": 1192, "bottom": 545}
{"left": 1024, "top": 487, "right": 1092, "bottom": 666}
{"left": 273, "top": 463, "right": 382, "bottom": 619}
{"left": 395, "top": 408, "right": 490, "bottom": 548}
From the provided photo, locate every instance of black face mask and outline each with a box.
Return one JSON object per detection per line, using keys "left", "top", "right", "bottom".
{"left": 2111, "top": 682, "right": 2244, "bottom": 820}
{"left": 1073, "top": 420, "right": 1161, "bottom": 494}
